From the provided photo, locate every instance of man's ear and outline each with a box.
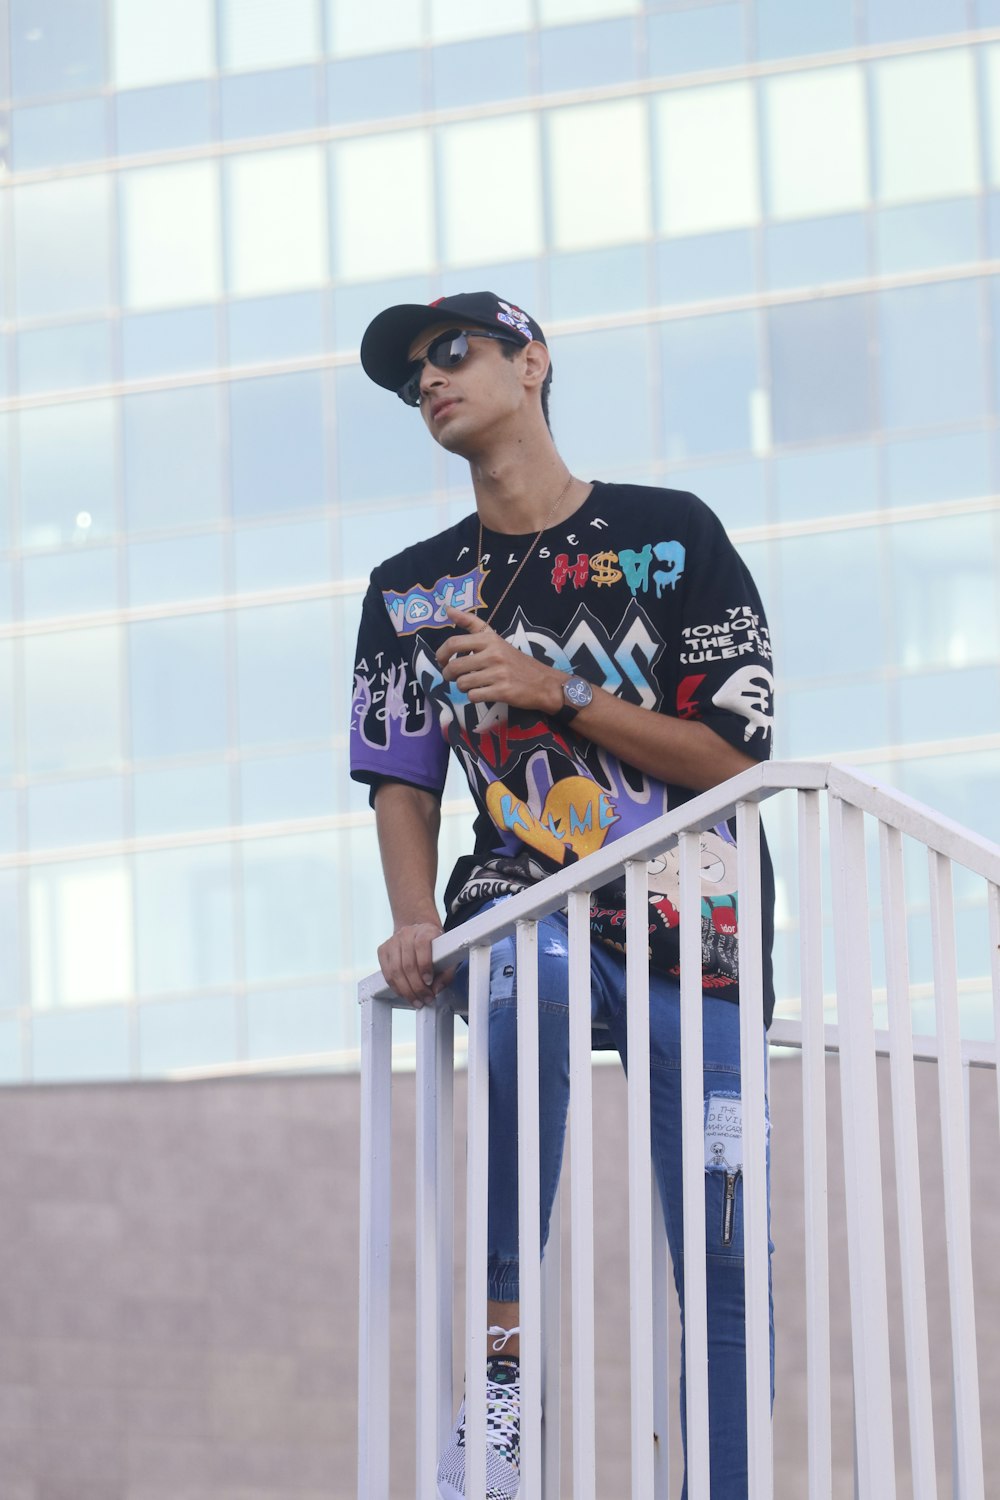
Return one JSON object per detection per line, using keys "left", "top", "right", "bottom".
{"left": 521, "top": 339, "right": 550, "bottom": 391}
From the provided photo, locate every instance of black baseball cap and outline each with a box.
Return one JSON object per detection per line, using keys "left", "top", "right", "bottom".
{"left": 360, "top": 291, "right": 547, "bottom": 393}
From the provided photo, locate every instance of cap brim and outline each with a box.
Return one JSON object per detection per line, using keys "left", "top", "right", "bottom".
{"left": 360, "top": 303, "right": 503, "bottom": 392}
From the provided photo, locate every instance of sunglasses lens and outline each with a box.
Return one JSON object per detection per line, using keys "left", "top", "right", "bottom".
{"left": 428, "top": 331, "right": 469, "bottom": 370}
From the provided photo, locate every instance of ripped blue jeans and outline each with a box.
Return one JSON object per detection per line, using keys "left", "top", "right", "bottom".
{"left": 452, "top": 905, "right": 774, "bottom": 1500}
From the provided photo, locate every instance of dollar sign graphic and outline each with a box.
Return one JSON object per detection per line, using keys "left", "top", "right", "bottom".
{"left": 589, "top": 550, "right": 622, "bottom": 587}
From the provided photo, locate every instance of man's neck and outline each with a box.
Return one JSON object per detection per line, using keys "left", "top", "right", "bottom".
{"left": 468, "top": 430, "right": 581, "bottom": 535}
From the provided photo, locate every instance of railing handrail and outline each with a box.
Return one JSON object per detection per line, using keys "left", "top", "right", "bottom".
{"left": 359, "top": 758, "right": 1000, "bottom": 1005}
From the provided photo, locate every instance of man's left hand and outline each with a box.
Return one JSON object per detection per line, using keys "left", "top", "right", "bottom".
{"left": 436, "top": 606, "right": 564, "bottom": 713}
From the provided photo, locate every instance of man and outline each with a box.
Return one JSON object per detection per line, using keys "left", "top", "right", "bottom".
{"left": 351, "top": 292, "right": 775, "bottom": 1499}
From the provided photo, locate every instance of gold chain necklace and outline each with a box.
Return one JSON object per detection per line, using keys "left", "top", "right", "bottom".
{"left": 477, "top": 472, "right": 575, "bottom": 629}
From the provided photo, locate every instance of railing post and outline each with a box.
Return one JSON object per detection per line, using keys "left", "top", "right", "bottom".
{"left": 464, "top": 944, "right": 491, "bottom": 1500}
{"left": 679, "top": 833, "right": 710, "bottom": 1499}
{"left": 416, "top": 1001, "right": 454, "bottom": 1498}
{"left": 736, "top": 800, "right": 773, "bottom": 1500}
{"left": 567, "top": 889, "right": 597, "bottom": 1500}
{"left": 928, "top": 851, "right": 985, "bottom": 1500}
{"left": 517, "top": 919, "right": 544, "bottom": 1500}
{"left": 797, "top": 788, "right": 832, "bottom": 1500}
{"left": 828, "top": 796, "right": 896, "bottom": 1500}
{"left": 626, "top": 857, "right": 656, "bottom": 1499}
{"left": 358, "top": 994, "right": 393, "bottom": 1500}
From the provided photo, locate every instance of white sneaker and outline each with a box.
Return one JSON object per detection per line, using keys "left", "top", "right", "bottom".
{"left": 436, "top": 1354, "right": 521, "bottom": 1500}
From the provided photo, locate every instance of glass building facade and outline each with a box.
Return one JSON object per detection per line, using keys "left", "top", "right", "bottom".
{"left": 0, "top": 0, "right": 998, "bottom": 1082}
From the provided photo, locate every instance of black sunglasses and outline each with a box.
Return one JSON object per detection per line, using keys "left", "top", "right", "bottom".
{"left": 397, "top": 328, "right": 524, "bottom": 407}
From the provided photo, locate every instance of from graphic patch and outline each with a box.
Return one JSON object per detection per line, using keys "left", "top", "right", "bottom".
{"left": 497, "top": 300, "right": 533, "bottom": 340}
{"left": 382, "top": 567, "right": 487, "bottom": 636}
{"left": 704, "top": 1093, "right": 743, "bottom": 1172}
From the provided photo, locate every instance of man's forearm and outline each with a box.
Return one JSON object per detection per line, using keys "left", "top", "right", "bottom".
{"left": 560, "top": 683, "right": 756, "bottom": 792}
{"left": 374, "top": 781, "right": 443, "bottom": 928}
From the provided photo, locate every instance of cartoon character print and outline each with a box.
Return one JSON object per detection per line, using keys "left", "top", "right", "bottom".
{"left": 646, "top": 826, "right": 740, "bottom": 983}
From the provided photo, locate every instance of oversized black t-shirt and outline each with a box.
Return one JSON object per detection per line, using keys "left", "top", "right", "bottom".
{"left": 350, "top": 482, "right": 776, "bottom": 1025}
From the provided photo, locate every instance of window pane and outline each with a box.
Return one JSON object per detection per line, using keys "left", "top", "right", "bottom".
{"left": 867, "top": 0, "right": 966, "bottom": 44}
{"left": 233, "top": 517, "right": 332, "bottom": 592}
{"left": 327, "top": 50, "right": 423, "bottom": 124}
{"left": 548, "top": 99, "right": 649, "bottom": 251}
{"left": 878, "top": 280, "right": 988, "bottom": 430}
{"left": 124, "top": 386, "right": 224, "bottom": 531}
{"left": 240, "top": 748, "right": 337, "bottom": 824}
{"left": 544, "top": 326, "right": 654, "bottom": 473}
{"left": 27, "top": 774, "right": 126, "bottom": 850}
{"left": 22, "top": 546, "right": 120, "bottom": 622}
{"left": 332, "top": 132, "right": 434, "bottom": 280}
{"left": 242, "top": 831, "right": 341, "bottom": 982}
{"left": 655, "top": 82, "right": 759, "bottom": 236}
{"left": 133, "top": 763, "right": 231, "bottom": 837}
{"left": 884, "top": 429, "right": 990, "bottom": 508}
{"left": 28, "top": 857, "right": 133, "bottom": 1007}
{"left": 660, "top": 311, "right": 761, "bottom": 458}
{"left": 227, "top": 147, "right": 328, "bottom": 296}
{"left": 327, "top": 0, "right": 423, "bottom": 55}
{"left": 769, "top": 294, "right": 873, "bottom": 444}
{"left": 116, "top": 80, "right": 214, "bottom": 155}
{"left": 11, "top": 98, "right": 108, "bottom": 171}
{"left": 17, "top": 321, "right": 113, "bottom": 395}
{"left": 986, "top": 45, "right": 1000, "bottom": 188}
{"left": 754, "top": 0, "right": 854, "bottom": 59}
{"left": 430, "top": 0, "right": 530, "bottom": 42}
{"left": 888, "top": 513, "right": 999, "bottom": 671}
{"left": 246, "top": 983, "right": 340, "bottom": 1061}
{"left": 129, "top": 615, "right": 229, "bottom": 759}
{"left": 25, "top": 628, "right": 123, "bottom": 775}
{"left": 0, "top": 641, "right": 16, "bottom": 776}
{"left": 539, "top": 17, "right": 637, "bottom": 91}
{"left": 897, "top": 665, "right": 1000, "bottom": 745}
{"left": 112, "top": 0, "right": 216, "bottom": 89}
{"left": 431, "top": 34, "right": 531, "bottom": 109}
{"left": 648, "top": 5, "right": 745, "bottom": 76}
{"left": 13, "top": 176, "right": 113, "bottom": 319}
{"left": 540, "top": 0, "right": 637, "bottom": 19}
{"left": 765, "top": 66, "right": 868, "bottom": 219}
{"left": 32, "top": 1007, "right": 131, "bottom": 1083}
{"left": 121, "top": 162, "right": 222, "bottom": 309}
{"left": 19, "top": 400, "right": 117, "bottom": 550}
{"left": 874, "top": 49, "right": 980, "bottom": 204}
{"left": 128, "top": 534, "right": 226, "bottom": 606}
{"left": 220, "top": 0, "right": 320, "bottom": 70}
{"left": 440, "top": 115, "right": 542, "bottom": 265}
{"left": 235, "top": 600, "right": 334, "bottom": 747}
{"left": 135, "top": 845, "right": 236, "bottom": 996}
{"left": 230, "top": 372, "right": 326, "bottom": 517}
{"left": 776, "top": 528, "right": 886, "bottom": 679}
{"left": 220, "top": 65, "right": 320, "bottom": 139}
{"left": 773, "top": 442, "right": 879, "bottom": 523}
{"left": 10, "top": 0, "right": 105, "bottom": 98}
{"left": 138, "top": 993, "right": 238, "bottom": 1076}
{"left": 335, "top": 364, "right": 436, "bottom": 504}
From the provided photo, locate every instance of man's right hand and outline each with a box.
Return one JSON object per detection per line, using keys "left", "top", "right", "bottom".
{"left": 377, "top": 921, "right": 456, "bottom": 1008}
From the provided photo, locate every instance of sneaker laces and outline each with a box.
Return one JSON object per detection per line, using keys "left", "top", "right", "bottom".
{"left": 487, "top": 1324, "right": 520, "bottom": 1353}
{"left": 482, "top": 1359, "right": 520, "bottom": 1464}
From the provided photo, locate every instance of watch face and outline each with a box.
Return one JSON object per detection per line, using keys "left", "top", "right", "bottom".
{"left": 565, "top": 676, "right": 593, "bottom": 709}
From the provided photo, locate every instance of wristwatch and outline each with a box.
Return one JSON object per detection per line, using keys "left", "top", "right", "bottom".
{"left": 554, "top": 674, "right": 594, "bottom": 726}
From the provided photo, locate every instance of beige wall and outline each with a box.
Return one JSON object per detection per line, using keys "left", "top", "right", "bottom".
{"left": 0, "top": 1055, "right": 996, "bottom": 1498}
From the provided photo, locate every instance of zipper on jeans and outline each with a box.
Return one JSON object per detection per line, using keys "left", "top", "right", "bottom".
{"left": 722, "top": 1170, "right": 741, "bottom": 1247}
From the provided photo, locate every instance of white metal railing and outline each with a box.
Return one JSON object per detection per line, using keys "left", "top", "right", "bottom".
{"left": 357, "top": 761, "right": 1000, "bottom": 1499}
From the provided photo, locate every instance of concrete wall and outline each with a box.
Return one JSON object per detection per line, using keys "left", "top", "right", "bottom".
{"left": 0, "top": 1055, "right": 996, "bottom": 1498}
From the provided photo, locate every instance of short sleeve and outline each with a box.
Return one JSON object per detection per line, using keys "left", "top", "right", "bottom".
{"left": 673, "top": 502, "right": 774, "bottom": 760}
{"left": 350, "top": 575, "right": 450, "bottom": 800}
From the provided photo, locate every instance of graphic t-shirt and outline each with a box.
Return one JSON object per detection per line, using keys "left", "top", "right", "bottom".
{"left": 350, "top": 482, "right": 776, "bottom": 1025}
